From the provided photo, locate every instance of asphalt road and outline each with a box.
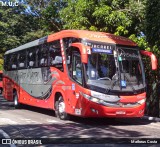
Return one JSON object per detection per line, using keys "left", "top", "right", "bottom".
{"left": 0, "top": 95, "right": 160, "bottom": 147}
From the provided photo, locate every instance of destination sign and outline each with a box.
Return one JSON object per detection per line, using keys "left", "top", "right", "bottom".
{"left": 92, "top": 48, "right": 112, "bottom": 54}
{"left": 84, "top": 42, "right": 115, "bottom": 54}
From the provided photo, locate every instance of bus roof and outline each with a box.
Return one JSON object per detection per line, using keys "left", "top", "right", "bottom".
{"left": 48, "top": 30, "right": 137, "bottom": 46}
{"left": 5, "top": 30, "right": 137, "bottom": 55}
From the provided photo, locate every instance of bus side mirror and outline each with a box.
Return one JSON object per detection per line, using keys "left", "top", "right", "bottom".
{"left": 140, "top": 50, "right": 158, "bottom": 70}
{"left": 70, "top": 43, "right": 89, "bottom": 64}
{"left": 81, "top": 46, "right": 90, "bottom": 63}
{"left": 81, "top": 54, "right": 88, "bottom": 63}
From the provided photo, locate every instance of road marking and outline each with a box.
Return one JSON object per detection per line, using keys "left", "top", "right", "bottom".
{"left": 0, "top": 129, "right": 16, "bottom": 147}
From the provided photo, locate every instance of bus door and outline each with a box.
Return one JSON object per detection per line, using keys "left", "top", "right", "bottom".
{"left": 67, "top": 45, "right": 87, "bottom": 116}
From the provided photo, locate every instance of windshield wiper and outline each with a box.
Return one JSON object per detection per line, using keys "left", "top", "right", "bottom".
{"left": 105, "top": 79, "right": 118, "bottom": 93}
{"left": 105, "top": 74, "right": 137, "bottom": 94}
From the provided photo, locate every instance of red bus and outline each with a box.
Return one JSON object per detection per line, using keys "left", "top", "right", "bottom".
{"left": 0, "top": 70, "right": 3, "bottom": 94}
{"left": 3, "top": 30, "right": 157, "bottom": 120}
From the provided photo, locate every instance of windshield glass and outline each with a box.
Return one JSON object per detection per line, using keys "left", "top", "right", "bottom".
{"left": 86, "top": 53, "right": 115, "bottom": 81}
{"left": 118, "top": 48, "right": 144, "bottom": 86}
{"left": 85, "top": 47, "right": 145, "bottom": 94}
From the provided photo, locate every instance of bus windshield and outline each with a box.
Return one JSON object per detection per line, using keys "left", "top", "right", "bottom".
{"left": 85, "top": 48, "right": 145, "bottom": 94}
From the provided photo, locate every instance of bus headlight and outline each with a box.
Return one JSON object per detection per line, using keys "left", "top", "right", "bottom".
{"left": 83, "top": 93, "right": 91, "bottom": 100}
{"left": 138, "top": 98, "right": 146, "bottom": 104}
{"left": 82, "top": 93, "right": 100, "bottom": 103}
{"left": 90, "top": 97, "right": 99, "bottom": 103}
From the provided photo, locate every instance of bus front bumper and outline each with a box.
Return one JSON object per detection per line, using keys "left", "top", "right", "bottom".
{"left": 81, "top": 100, "right": 145, "bottom": 118}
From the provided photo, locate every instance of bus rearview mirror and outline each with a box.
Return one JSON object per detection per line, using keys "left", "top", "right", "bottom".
{"left": 140, "top": 50, "right": 157, "bottom": 70}
{"left": 70, "top": 43, "right": 89, "bottom": 64}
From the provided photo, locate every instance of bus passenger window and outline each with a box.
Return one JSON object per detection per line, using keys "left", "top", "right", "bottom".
{"left": 40, "top": 45, "right": 48, "bottom": 67}
{"left": 28, "top": 49, "right": 36, "bottom": 68}
{"left": 63, "top": 37, "right": 81, "bottom": 50}
{"left": 49, "top": 40, "right": 64, "bottom": 72}
{"left": 4, "top": 55, "right": 10, "bottom": 71}
{"left": 10, "top": 54, "right": 17, "bottom": 70}
{"left": 0, "top": 73, "right": 2, "bottom": 81}
{"left": 18, "top": 51, "right": 26, "bottom": 69}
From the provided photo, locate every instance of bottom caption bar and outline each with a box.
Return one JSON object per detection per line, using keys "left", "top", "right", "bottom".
{"left": 0, "top": 138, "right": 160, "bottom": 145}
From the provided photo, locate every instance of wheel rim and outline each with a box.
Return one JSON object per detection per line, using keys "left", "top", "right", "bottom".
{"left": 58, "top": 101, "right": 65, "bottom": 113}
{"left": 14, "top": 95, "right": 18, "bottom": 106}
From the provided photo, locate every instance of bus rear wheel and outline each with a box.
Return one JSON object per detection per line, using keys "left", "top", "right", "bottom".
{"left": 55, "top": 96, "right": 70, "bottom": 120}
{"left": 13, "top": 92, "right": 20, "bottom": 109}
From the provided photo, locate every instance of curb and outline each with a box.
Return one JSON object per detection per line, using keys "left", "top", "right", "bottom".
{"left": 142, "top": 116, "right": 160, "bottom": 122}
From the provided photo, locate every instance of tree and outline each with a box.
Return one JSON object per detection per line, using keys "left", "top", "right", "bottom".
{"left": 41, "top": 0, "right": 67, "bottom": 32}
{"left": 0, "top": 5, "right": 24, "bottom": 69}
{"left": 25, "top": 0, "right": 67, "bottom": 32}
{"left": 146, "top": 0, "right": 160, "bottom": 48}
{"left": 60, "top": 0, "right": 146, "bottom": 37}
{"left": 145, "top": 0, "right": 160, "bottom": 117}
{"left": 0, "top": 2, "right": 45, "bottom": 69}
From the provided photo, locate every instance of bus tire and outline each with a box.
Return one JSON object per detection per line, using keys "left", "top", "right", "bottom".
{"left": 13, "top": 91, "right": 20, "bottom": 109}
{"left": 55, "top": 96, "right": 70, "bottom": 120}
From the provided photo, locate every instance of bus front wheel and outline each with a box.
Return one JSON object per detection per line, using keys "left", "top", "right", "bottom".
{"left": 13, "top": 92, "right": 20, "bottom": 109}
{"left": 55, "top": 96, "right": 70, "bottom": 120}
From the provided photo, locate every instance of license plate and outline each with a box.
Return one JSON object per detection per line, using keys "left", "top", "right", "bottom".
{"left": 116, "top": 111, "right": 126, "bottom": 115}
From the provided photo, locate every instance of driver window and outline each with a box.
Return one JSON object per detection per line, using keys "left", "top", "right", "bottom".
{"left": 72, "top": 53, "right": 82, "bottom": 84}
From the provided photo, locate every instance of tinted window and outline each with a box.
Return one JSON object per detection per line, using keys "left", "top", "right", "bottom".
{"left": 39, "top": 44, "right": 48, "bottom": 67}
{"left": 49, "top": 40, "right": 64, "bottom": 72}
{"left": 4, "top": 55, "right": 9, "bottom": 71}
{"left": 63, "top": 37, "right": 80, "bottom": 50}
{"left": 10, "top": 54, "right": 18, "bottom": 70}
{"left": 27, "top": 47, "right": 37, "bottom": 68}
{"left": 0, "top": 73, "right": 2, "bottom": 81}
{"left": 18, "top": 51, "right": 26, "bottom": 69}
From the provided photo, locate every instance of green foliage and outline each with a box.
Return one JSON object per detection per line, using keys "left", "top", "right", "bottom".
{"left": 60, "top": 0, "right": 146, "bottom": 37}
{"left": 0, "top": 2, "right": 44, "bottom": 68}
{"left": 129, "top": 34, "right": 150, "bottom": 50}
{"left": 146, "top": 0, "right": 160, "bottom": 47}
{"left": 41, "top": 0, "right": 67, "bottom": 32}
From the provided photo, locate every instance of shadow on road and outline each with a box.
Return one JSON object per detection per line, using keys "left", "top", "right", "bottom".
{"left": 0, "top": 122, "right": 150, "bottom": 140}
{"left": 0, "top": 95, "right": 158, "bottom": 146}
{"left": 0, "top": 95, "right": 152, "bottom": 127}
{"left": 0, "top": 95, "right": 15, "bottom": 110}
